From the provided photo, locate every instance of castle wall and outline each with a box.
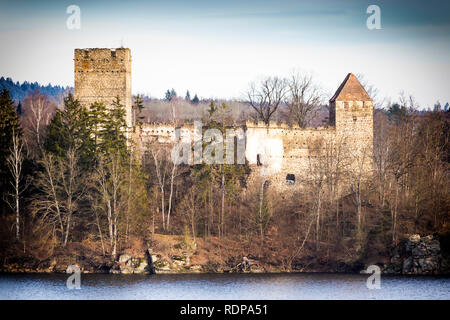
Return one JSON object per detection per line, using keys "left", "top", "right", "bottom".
{"left": 74, "top": 48, "right": 132, "bottom": 127}
{"left": 244, "top": 121, "right": 337, "bottom": 189}
{"left": 72, "top": 49, "right": 373, "bottom": 193}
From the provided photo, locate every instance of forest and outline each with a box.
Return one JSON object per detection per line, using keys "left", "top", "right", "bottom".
{"left": 0, "top": 79, "right": 448, "bottom": 272}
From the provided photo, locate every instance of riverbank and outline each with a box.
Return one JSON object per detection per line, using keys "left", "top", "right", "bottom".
{"left": 1, "top": 233, "right": 449, "bottom": 275}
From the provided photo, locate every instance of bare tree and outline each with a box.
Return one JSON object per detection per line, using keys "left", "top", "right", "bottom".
{"left": 349, "top": 146, "right": 370, "bottom": 238}
{"left": 94, "top": 154, "right": 125, "bottom": 257}
{"left": 6, "top": 130, "right": 26, "bottom": 240}
{"left": 147, "top": 144, "right": 178, "bottom": 231}
{"left": 247, "top": 76, "right": 287, "bottom": 124}
{"left": 23, "top": 92, "right": 52, "bottom": 153}
{"left": 286, "top": 73, "right": 323, "bottom": 128}
{"left": 32, "top": 150, "right": 85, "bottom": 247}
{"left": 179, "top": 187, "right": 198, "bottom": 242}
{"left": 59, "top": 149, "right": 85, "bottom": 246}
{"left": 307, "top": 138, "right": 330, "bottom": 251}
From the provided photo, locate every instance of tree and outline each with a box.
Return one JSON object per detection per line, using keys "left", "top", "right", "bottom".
{"left": 93, "top": 154, "right": 127, "bottom": 257}
{"left": 387, "top": 103, "right": 408, "bottom": 124}
{"left": 247, "top": 76, "right": 287, "bottom": 124}
{"left": 170, "top": 88, "right": 177, "bottom": 99}
{"left": 6, "top": 130, "right": 26, "bottom": 240}
{"left": 133, "top": 94, "right": 145, "bottom": 126}
{"left": 185, "top": 90, "right": 191, "bottom": 102}
{"left": 286, "top": 73, "right": 322, "bottom": 128}
{"left": 23, "top": 91, "right": 52, "bottom": 152}
{"left": 0, "top": 89, "right": 21, "bottom": 214}
{"left": 102, "top": 96, "right": 128, "bottom": 156}
{"left": 146, "top": 143, "right": 178, "bottom": 231}
{"left": 165, "top": 89, "right": 171, "bottom": 101}
{"left": 165, "top": 88, "right": 177, "bottom": 101}
{"left": 89, "top": 101, "right": 109, "bottom": 154}
{"left": 16, "top": 101, "right": 23, "bottom": 115}
{"left": 192, "top": 94, "right": 199, "bottom": 104}
{"left": 33, "top": 150, "right": 86, "bottom": 246}
{"left": 44, "top": 92, "right": 93, "bottom": 169}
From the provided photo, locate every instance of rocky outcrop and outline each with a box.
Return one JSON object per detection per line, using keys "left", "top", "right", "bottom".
{"left": 384, "top": 234, "right": 447, "bottom": 275}
{"left": 110, "top": 250, "right": 155, "bottom": 274}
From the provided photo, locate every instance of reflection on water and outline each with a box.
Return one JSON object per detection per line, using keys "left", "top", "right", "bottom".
{"left": 0, "top": 273, "right": 449, "bottom": 300}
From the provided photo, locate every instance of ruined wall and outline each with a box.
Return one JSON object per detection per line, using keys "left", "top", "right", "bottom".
{"left": 133, "top": 98, "right": 373, "bottom": 190}
{"left": 245, "top": 121, "right": 336, "bottom": 189}
{"left": 74, "top": 48, "right": 132, "bottom": 127}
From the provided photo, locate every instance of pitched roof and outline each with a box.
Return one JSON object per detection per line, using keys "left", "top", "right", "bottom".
{"left": 329, "top": 73, "right": 372, "bottom": 102}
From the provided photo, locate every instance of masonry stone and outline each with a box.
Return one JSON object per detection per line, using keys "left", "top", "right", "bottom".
{"left": 74, "top": 48, "right": 132, "bottom": 127}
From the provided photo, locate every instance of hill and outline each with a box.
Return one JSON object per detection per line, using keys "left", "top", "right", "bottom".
{"left": 0, "top": 76, "right": 72, "bottom": 102}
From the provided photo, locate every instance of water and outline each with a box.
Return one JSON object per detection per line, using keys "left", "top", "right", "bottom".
{"left": 0, "top": 273, "right": 449, "bottom": 300}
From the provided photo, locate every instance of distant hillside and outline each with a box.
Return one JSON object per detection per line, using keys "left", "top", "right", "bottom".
{"left": 0, "top": 77, "right": 72, "bottom": 102}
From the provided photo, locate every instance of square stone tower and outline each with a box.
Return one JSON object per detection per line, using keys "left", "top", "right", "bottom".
{"left": 74, "top": 48, "right": 132, "bottom": 127}
{"left": 329, "top": 73, "right": 373, "bottom": 169}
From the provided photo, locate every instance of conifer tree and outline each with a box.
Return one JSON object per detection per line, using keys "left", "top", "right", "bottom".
{"left": 133, "top": 94, "right": 145, "bottom": 126}
{"left": 0, "top": 89, "right": 21, "bottom": 210}
{"left": 44, "top": 92, "right": 93, "bottom": 169}
{"left": 102, "top": 96, "right": 128, "bottom": 155}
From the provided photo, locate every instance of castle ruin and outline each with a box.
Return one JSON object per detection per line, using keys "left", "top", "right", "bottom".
{"left": 74, "top": 48, "right": 373, "bottom": 190}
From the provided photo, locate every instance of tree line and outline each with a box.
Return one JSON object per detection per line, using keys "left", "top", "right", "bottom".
{"left": 0, "top": 86, "right": 448, "bottom": 268}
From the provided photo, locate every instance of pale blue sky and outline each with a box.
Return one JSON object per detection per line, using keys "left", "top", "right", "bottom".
{"left": 0, "top": 0, "right": 449, "bottom": 107}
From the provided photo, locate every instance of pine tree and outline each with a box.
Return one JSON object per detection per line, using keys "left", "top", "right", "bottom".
{"left": 44, "top": 92, "right": 94, "bottom": 169}
{"left": 16, "top": 101, "right": 23, "bottom": 115}
{"left": 170, "top": 88, "right": 177, "bottom": 99}
{"left": 102, "top": 96, "right": 128, "bottom": 156}
{"left": 185, "top": 90, "right": 191, "bottom": 101}
{"left": 0, "top": 89, "right": 21, "bottom": 214}
{"left": 89, "top": 101, "right": 109, "bottom": 153}
{"left": 165, "top": 89, "right": 172, "bottom": 101}
{"left": 192, "top": 94, "right": 199, "bottom": 104}
{"left": 133, "top": 94, "right": 145, "bottom": 126}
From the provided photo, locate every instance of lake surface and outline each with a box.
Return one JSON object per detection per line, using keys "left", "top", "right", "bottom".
{"left": 1, "top": 273, "right": 449, "bottom": 300}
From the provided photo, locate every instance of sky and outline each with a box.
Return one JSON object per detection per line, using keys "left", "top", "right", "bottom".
{"left": 0, "top": 0, "right": 449, "bottom": 108}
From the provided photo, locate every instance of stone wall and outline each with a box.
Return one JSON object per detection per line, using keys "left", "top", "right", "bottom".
{"left": 74, "top": 48, "right": 132, "bottom": 127}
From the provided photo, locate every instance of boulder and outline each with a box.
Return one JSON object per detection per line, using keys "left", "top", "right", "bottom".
{"left": 118, "top": 254, "right": 131, "bottom": 263}
{"left": 134, "top": 260, "right": 148, "bottom": 274}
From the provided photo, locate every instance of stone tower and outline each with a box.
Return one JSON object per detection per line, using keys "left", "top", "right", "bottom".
{"left": 74, "top": 48, "right": 132, "bottom": 127}
{"left": 329, "top": 73, "right": 373, "bottom": 160}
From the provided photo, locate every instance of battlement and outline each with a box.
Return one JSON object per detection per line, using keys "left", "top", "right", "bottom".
{"left": 74, "top": 48, "right": 131, "bottom": 73}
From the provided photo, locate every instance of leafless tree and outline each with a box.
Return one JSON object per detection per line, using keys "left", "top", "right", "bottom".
{"left": 247, "top": 76, "right": 287, "bottom": 124}
{"left": 32, "top": 150, "right": 85, "bottom": 246}
{"left": 179, "top": 187, "right": 198, "bottom": 242}
{"left": 94, "top": 154, "right": 125, "bottom": 257}
{"left": 6, "top": 130, "right": 26, "bottom": 240}
{"left": 349, "top": 146, "right": 370, "bottom": 238}
{"left": 147, "top": 144, "right": 178, "bottom": 231}
{"left": 307, "top": 138, "right": 330, "bottom": 251}
{"left": 286, "top": 73, "right": 323, "bottom": 128}
{"left": 23, "top": 92, "right": 53, "bottom": 154}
